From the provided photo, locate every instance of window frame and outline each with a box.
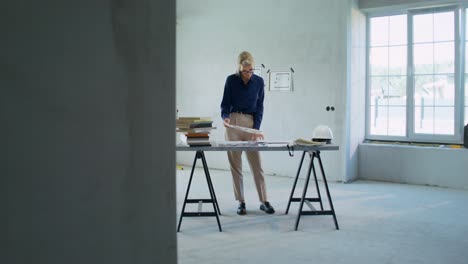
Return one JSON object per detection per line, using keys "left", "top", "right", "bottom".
{"left": 365, "top": 5, "right": 466, "bottom": 144}
{"left": 463, "top": 6, "right": 468, "bottom": 127}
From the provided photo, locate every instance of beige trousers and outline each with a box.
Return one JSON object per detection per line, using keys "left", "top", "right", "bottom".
{"left": 225, "top": 113, "right": 268, "bottom": 202}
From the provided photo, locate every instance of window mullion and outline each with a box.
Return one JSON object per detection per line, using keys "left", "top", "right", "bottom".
{"left": 365, "top": 15, "right": 371, "bottom": 139}
{"left": 407, "top": 13, "right": 415, "bottom": 140}
{"left": 463, "top": 7, "right": 467, "bottom": 127}
{"left": 455, "top": 8, "right": 464, "bottom": 138}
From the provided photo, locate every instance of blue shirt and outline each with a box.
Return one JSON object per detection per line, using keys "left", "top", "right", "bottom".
{"left": 220, "top": 73, "right": 265, "bottom": 130}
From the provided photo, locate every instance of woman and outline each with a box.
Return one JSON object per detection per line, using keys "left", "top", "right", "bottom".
{"left": 220, "top": 51, "right": 275, "bottom": 215}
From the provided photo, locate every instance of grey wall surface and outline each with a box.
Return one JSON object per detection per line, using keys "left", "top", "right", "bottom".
{"left": 345, "top": 0, "right": 367, "bottom": 182}
{"left": 1, "top": 1, "right": 176, "bottom": 263}
{"left": 176, "top": 0, "right": 350, "bottom": 182}
{"left": 359, "top": 144, "right": 468, "bottom": 190}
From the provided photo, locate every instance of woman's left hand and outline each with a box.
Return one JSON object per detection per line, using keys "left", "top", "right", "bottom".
{"left": 250, "top": 133, "right": 264, "bottom": 141}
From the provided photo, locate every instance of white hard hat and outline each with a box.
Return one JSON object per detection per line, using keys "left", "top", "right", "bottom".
{"left": 312, "top": 125, "right": 334, "bottom": 144}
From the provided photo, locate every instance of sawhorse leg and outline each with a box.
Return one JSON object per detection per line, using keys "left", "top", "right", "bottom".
{"left": 177, "top": 151, "right": 222, "bottom": 232}
{"left": 286, "top": 151, "right": 323, "bottom": 214}
{"left": 316, "top": 151, "right": 339, "bottom": 230}
{"left": 286, "top": 150, "right": 339, "bottom": 231}
{"left": 200, "top": 151, "right": 221, "bottom": 215}
{"left": 285, "top": 151, "right": 306, "bottom": 214}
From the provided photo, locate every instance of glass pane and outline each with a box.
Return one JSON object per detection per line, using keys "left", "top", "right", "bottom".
{"left": 370, "top": 47, "right": 389, "bottom": 76}
{"left": 465, "top": 74, "right": 468, "bottom": 96}
{"left": 370, "top": 17, "right": 388, "bottom": 46}
{"left": 465, "top": 74, "right": 468, "bottom": 124}
{"left": 413, "top": 43, "right": 433, "bottom": 74}
{"left": 434, "top": 74, "right": 454, "bottom": 106}
{"left": 466, "top": 43, "right": 468, "bottom": 74}
{"left": 388, "top": 96, "right": 406, "bottom": 107}
{"left": 434, "top": 42, "right": 454, "bottom": 74}
{"left": 388, "top": 106, "right": 406, "bottom": 136}
{"left": 434, "top": 12, "right": 454, "bottom": 42}
{"left": 389, "top": 15, "right": 407, "bottom": 45}
{"left": 415, "top": 75, "right": 435, "bottom": 106}
{"left": 370, "top": 106, "right": 389, "bottom": 135}
{"left": 381, "top": 80, "right": 391, "bottom": 103}
{"left": 414, "top": 106, "right": 434, "bottom": 134}
{"left": 413, "top": 13, "right": 433, "bottom": 43}
{"left": 370, "top": 76, "right": 388, "bottom": 103}
{"left": 388, "top": 76, "right": 407, "bottom": 100}
{"left": 389, "top": 46, "right": 407, "bottom": 75}
{"left": 465, "top": 106, "right": 468, "bottom": 125}
{"left": 434, "top": 106, "right": 454, "bottom": 134}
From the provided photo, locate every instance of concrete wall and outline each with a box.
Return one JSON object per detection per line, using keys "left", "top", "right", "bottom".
{"left": 176, "top": 0, "right": 349, "bottom": 182}
{"left": 1, "top": 1, "right": 176, "bottom": 263}
{"left": 359, "top": 144, "right": 468, "bottom": 190}
{"left": 345, "top": 0, "right": 367, "bottom": 182}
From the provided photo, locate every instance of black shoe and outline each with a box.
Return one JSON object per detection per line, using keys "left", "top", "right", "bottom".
{"left": 260, "top": 202, "right": 275, "bottom": 214}
{"left": 237, "top": 202, "right": 246, "bottom": 215}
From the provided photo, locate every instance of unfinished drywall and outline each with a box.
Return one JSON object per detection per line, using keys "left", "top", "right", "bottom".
{"left": 359, "top": 144, "right": 468, "bottom": 190}
{"left": 176, "top": 0, "right": 350, "bottom": 182}
{"left": 345, "top": 0, "right": 367, "bottom": 182}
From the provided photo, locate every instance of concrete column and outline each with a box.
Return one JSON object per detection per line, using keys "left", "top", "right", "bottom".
{"left": 1, "top": 1, "right": 176, "bottom": 263}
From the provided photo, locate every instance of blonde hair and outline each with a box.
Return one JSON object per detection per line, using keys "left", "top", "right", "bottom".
{"left": 237, "top": 51, "right": 254, "bottom": 72}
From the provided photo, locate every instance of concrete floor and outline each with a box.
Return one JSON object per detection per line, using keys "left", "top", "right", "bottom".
{"left": 176, "top": 166, "right": 468, "bottom": 264}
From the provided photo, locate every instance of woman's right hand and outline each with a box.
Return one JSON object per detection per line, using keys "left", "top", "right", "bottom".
{"left": 223, "top": 118, "right": 230, "bottom": 127}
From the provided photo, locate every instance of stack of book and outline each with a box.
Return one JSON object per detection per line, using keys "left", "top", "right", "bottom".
{"left": 176, "top": 117, "right": 215, "bottom": 146}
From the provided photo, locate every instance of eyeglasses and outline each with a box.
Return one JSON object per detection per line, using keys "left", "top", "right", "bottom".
{"left": 241, "top": 70, "right": 254, "bottom": 74}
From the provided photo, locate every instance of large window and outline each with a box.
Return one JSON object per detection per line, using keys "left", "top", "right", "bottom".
{"left": 366, "top": 6, "right": 465, "bottom": 143}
